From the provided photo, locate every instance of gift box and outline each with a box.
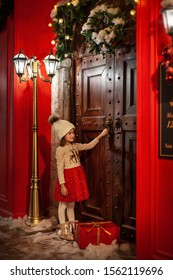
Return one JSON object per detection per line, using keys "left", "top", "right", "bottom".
{"left": 75, "top": 221, "right": 120, "bottom": 249}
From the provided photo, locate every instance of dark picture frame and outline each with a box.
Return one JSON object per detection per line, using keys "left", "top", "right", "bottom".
{"left": 159, "top": 63, "right": 173, "bottom": 158}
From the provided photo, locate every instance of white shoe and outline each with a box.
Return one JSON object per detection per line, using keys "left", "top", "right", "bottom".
{"left": 57, "top": 223, "right": 74, "bottom": 241}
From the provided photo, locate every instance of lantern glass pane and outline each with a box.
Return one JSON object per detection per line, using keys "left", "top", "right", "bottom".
{"left": 43, "top": 53, "right": 58, "bottom": 77}
{"left": 162, "top": 9, "right": 173, "bottom": 35}
{"left": 13, "top": 51, "right": 28, "bottom": 75}
{"left": 18, "top": 60, "right": 27, "bottom": 74}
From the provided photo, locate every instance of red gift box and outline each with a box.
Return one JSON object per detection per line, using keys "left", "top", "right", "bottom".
{"left": 75, "top": 221, "right": 120, "bottom": 249}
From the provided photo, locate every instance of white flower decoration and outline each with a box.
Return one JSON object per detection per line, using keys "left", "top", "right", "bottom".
{"left": 91, "top": 4, "right": 108, "bottom": 14}
{"left": 50, "top": 8, "right": 58, "bottom": 19}
{"left": 108, "top": 7, "right": 119, "bottom": 15}
{"left": 92, "top": 32, "right": 97, "bottom": 40}
{"left": 81, "top": 4, "right": 127, "bottom": 54}
{"left": 81, "top": 22, "right": 91, "bottom": 31}
{"left": 71, "top": 0, "right": 79, "bottom": 6}
{"left": 98, "top": 29, "right": 107, "bottom": 38}
{"left": 112, "top": 17, "right": 125, "bottom": 26}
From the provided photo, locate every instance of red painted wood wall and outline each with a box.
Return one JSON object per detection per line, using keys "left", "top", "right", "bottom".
{"left": 0, "top": 0, "right": 56, "bottom": 218}
{"left": 137, "top": 0, "right": 173, "bottom": 259}
{"left": 0, "top": 0, "right": 173, "bottom": 259}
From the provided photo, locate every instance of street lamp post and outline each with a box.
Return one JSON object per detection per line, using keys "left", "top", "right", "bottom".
{"left": 13, "top": 49, "right": 58, "bottom": 226}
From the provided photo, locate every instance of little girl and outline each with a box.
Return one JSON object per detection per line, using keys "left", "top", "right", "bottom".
{"left": 48, "top": 114, "right": 108, "bottom": 241}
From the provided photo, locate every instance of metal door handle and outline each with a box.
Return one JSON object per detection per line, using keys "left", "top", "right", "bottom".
{"left": 105, "top": 118, "right": 114, "bottom": 134}
{"left": 105, "top": 118, "right": 122, "bottom": 134}
{"left": 114, "top": 117, "right": 122, "bottom": 134}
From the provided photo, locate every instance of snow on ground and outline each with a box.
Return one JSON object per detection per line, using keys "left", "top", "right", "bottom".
{"left": 0, "top": 216, "right": 135, "bottom": 260}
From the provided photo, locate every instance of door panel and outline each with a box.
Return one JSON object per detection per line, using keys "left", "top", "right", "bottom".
{"left": 114, "top": 48, "right": 136, "bottom": 242}
{"left": 75, "top": 47, "right": 136, "bottom": 243}
{"left": 75, "top": 54, "right": 114, "bottom": 221}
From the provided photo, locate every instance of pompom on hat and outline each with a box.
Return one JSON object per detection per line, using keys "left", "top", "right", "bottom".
{"left": 48, "top": 114, "right": 75, "bottom": 140}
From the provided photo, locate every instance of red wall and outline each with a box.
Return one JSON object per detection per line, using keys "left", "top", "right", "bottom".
{"left": 136, "top": 0, "right": 173, "bottom": 259}
{"left": 0, "top": 14, "right": 13, "bottom": 216}
{"left": 0, "top": 0, "right": 64, "bottom": 218}
{"left": 12, "top": 0, "right": 57, "bottom": 217}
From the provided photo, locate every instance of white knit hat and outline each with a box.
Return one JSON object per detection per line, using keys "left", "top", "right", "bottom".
{"left": 48, "top": 114, "right": 75, "bottom": 140}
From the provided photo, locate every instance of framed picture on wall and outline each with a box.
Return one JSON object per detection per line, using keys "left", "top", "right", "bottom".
{"left": 159, "top": 63, "right": 173, "bottom": 158}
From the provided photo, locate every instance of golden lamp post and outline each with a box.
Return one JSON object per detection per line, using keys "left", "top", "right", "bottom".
{"left": 13, "top": 49, "right": 58, "bottom": 226}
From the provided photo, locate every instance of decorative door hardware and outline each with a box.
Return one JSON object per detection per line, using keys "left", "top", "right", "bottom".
{"left": 105, "top": 118, "right": 114, "bottom": 134}
{"left": 105, "top": 118, "right": 123, "bottom": 134}
{"left": 114, "top": 117, "right": 122, "bottom": 134}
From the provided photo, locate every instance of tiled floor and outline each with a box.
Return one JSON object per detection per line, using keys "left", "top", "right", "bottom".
{"left": 0, "top": 217, "right": 136, "bottom": 260}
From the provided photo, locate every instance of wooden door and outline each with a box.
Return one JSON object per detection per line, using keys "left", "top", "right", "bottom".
{"left": 113, "top": 47, "right": 136, "bottom": 243}
{"left": 75, "top": 53, "right": 115, "bottom": 221}
{"left": 74, "top": 47, "right": 136, "bottom": 242}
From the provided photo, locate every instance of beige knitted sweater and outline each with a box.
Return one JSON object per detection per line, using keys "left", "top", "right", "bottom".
{"left": 55, "top": 138, "right": 99, "bottom": 184}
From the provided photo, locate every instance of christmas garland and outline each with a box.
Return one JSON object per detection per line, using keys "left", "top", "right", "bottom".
{"left": 160, "top": 0, "right": 173, "bottom": 82}
{"left": 50, "top": 0, "right": 98, "bottom": 61}
{"left": 81, "top": 4, "right": 126, "bottom": 55}
{"left": 0, "top": 0, "right": 14, "bottom": 31}
{"left": 50, "top": 0, "right": 137, "bottom": 61}
{"left": 162, "top": 45, "right": 173, "bottom": 82}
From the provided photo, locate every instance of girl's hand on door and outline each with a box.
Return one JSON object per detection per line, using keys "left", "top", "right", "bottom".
{"left": 97, "top": 128, "right": 108, "bottom": 141}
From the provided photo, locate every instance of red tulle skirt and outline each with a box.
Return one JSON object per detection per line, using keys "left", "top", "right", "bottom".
{"left": 53, "top": 165, "right": 89, "bottom": 202}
